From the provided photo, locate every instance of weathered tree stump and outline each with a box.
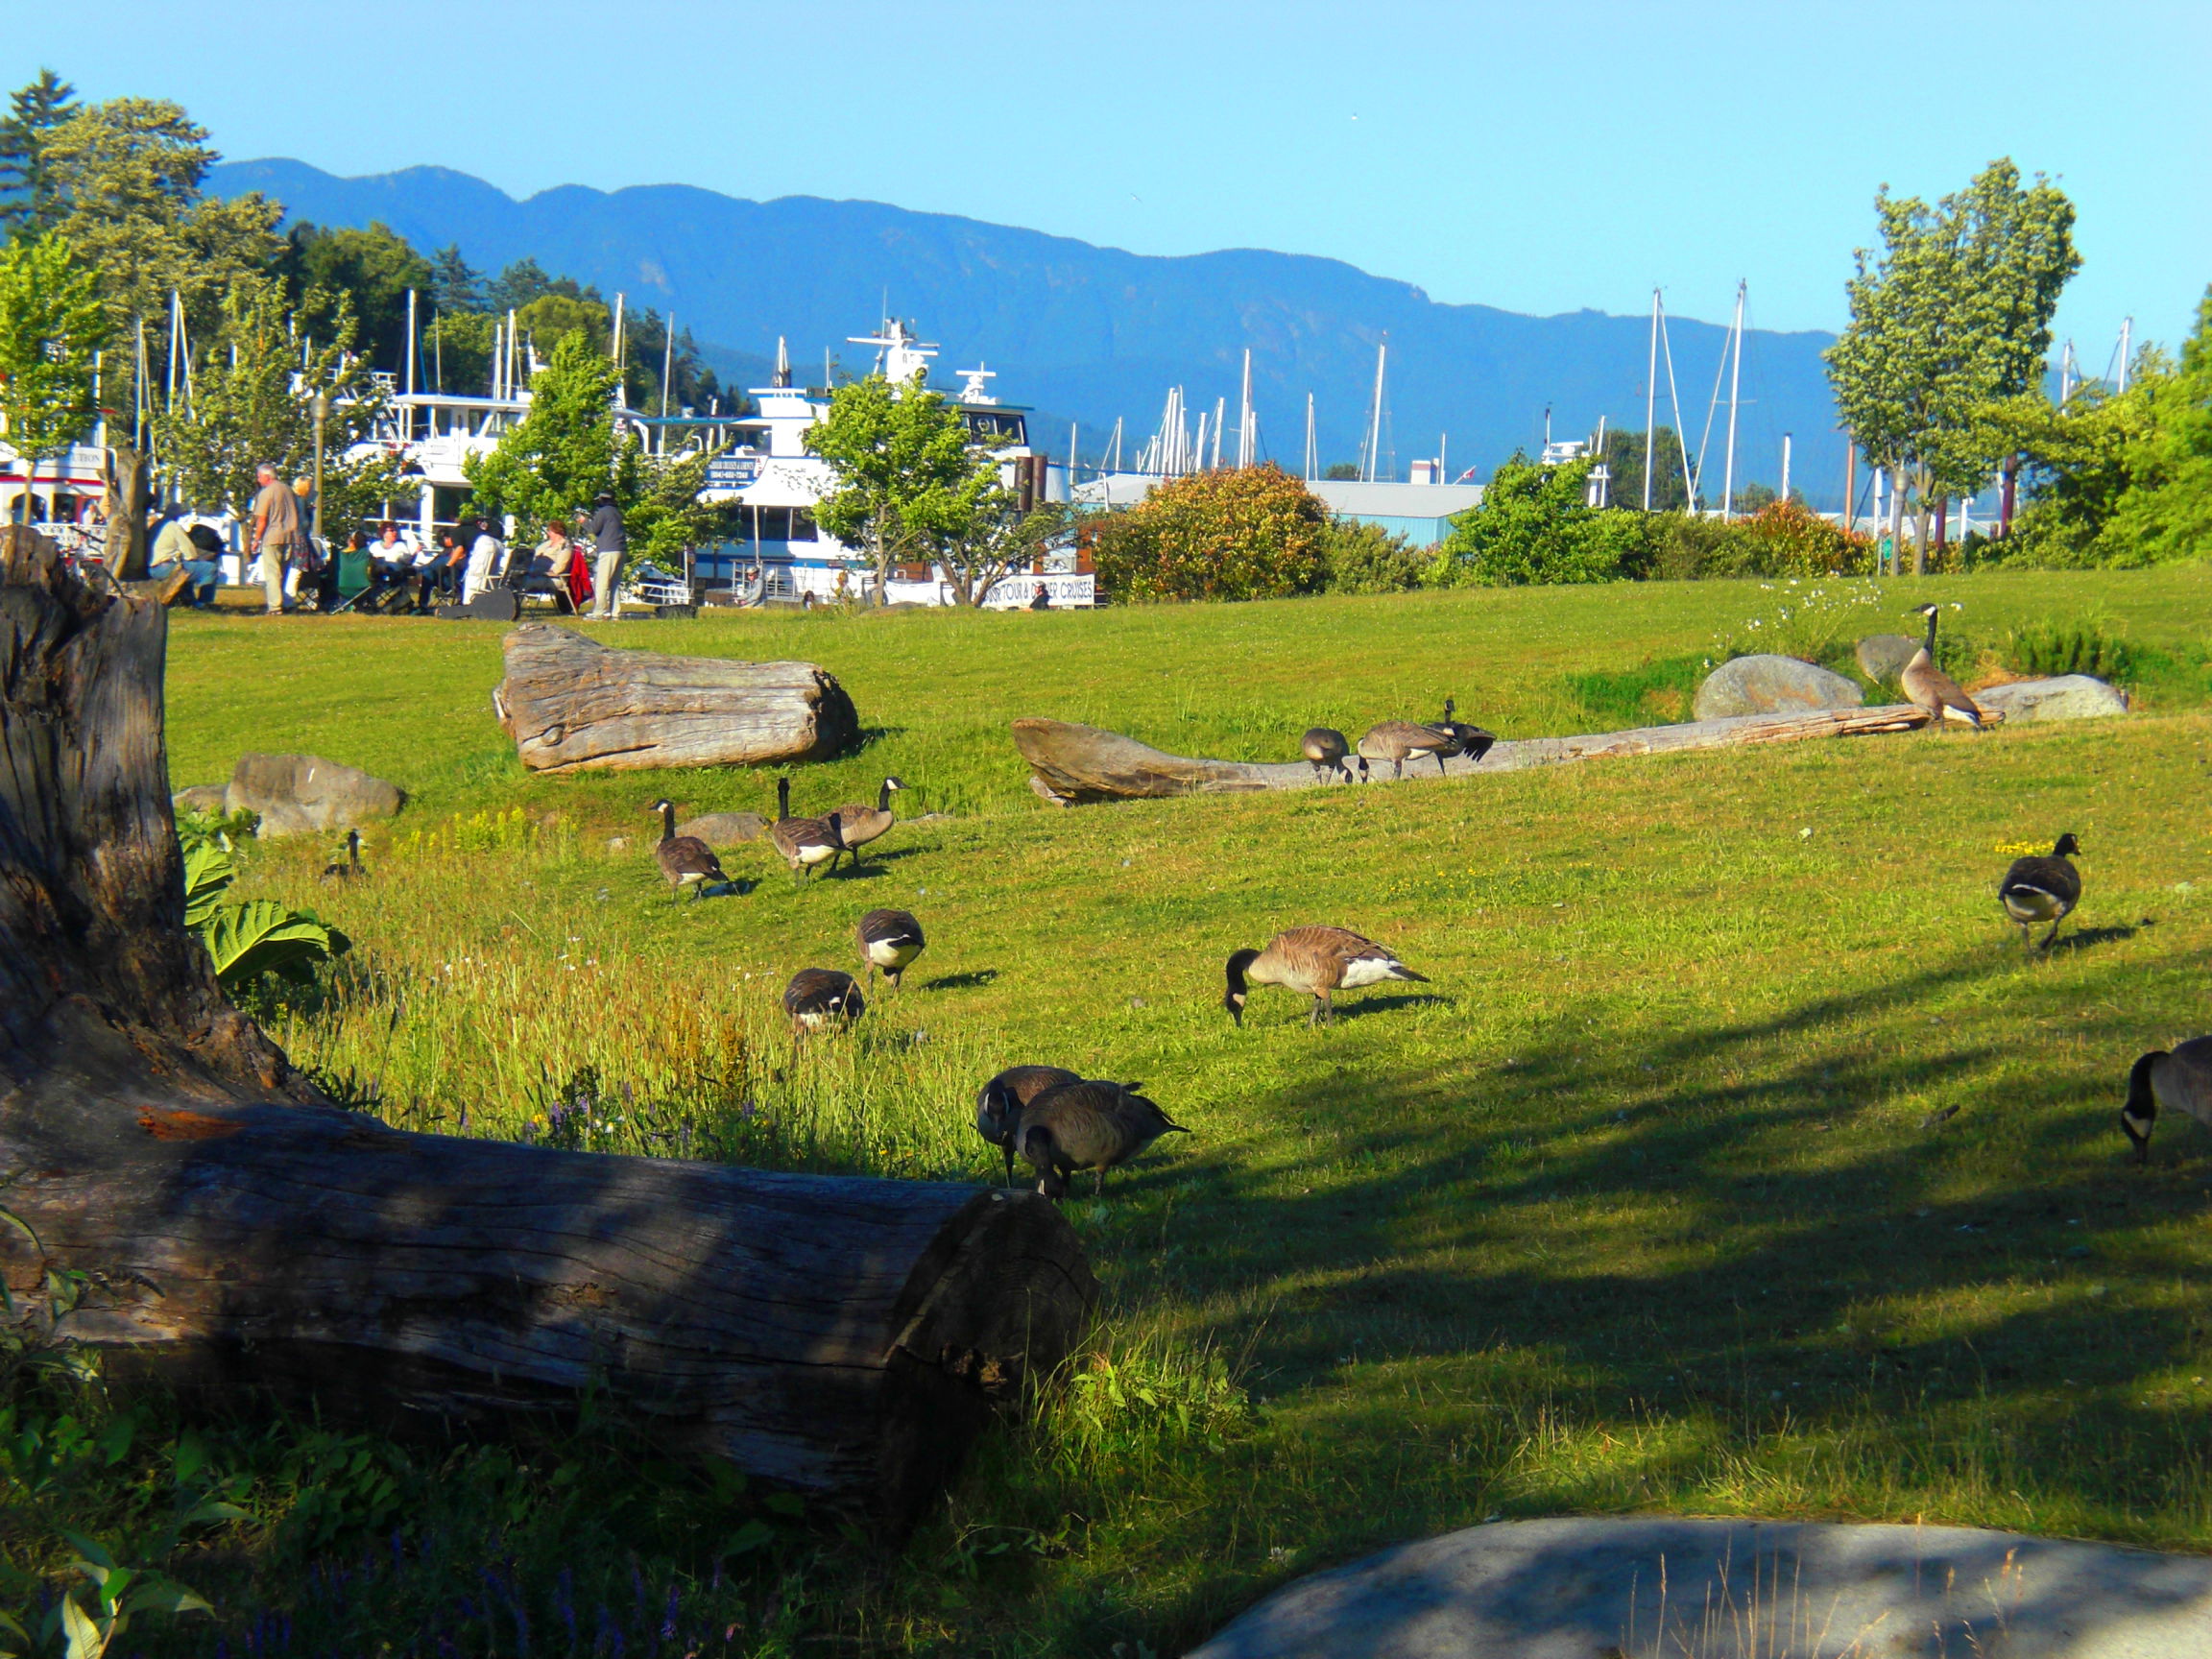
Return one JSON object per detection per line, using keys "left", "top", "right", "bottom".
{"left": 0, "top": 529, "right": 1093, "bottom": 1531}
{"left": 1014, "top": 704, "right": 1936, "bottom": 805}
{"left": 494, "top": 623, "right": 861, "bottom": 773}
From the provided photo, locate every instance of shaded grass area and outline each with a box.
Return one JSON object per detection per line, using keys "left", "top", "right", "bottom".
{"left": 11, "top": 569, "right": 2212, "bottom": 1655}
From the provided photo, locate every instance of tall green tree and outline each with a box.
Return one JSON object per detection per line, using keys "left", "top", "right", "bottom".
{"left": 0, "top": 68, "right": 80, "bottom": 236}
{"left": 1598, "top": 425, "right": 1692, "bottom": 512}
{"left": 40, "top": 97, "right": 283, "bottom": 335}
{"left": 1429, "top": 454, "right": 1640, "bottom": 587}
{"left": 275, "top": 221, "right": 434, "bottom": 374}
{"left": 465, "top": 327, "right": 635, "bottom": 527}
{"left": 1825, "top": 159, "right": 2078, "bottom": 573}
{"left": 806, "top": 372, "right": 1000, "bottom": 599}
{"left": 2104, "top": 290, "right": 2212, "bottom": 564}
{"left": 427, "top": 243, "right": 484, "bottom": 314}
{"left": 0, "top": 230, "right": 108, "bottom": 518}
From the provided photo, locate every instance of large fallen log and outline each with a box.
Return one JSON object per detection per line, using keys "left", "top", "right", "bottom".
{"left": 1014, "top": 704, "right": 1937, "bottom": 805}
{"left": 0, "top": 529, "right": 1093, "bottom": 1532}
{"left": 494, "top": 622, "right": 861, "bottom": 772}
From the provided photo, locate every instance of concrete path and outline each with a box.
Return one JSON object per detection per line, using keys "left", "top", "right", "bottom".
{"left": 1186, "top": 1518, "right": 2212, "bottom": 1658}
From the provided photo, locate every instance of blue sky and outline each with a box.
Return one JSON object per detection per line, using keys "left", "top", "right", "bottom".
{"left": 9, "top": 0, "right": 2205, "bottom": 355}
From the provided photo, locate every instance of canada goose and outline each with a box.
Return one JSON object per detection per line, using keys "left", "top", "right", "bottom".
{"left": 1998, "top": 832, "right": 2081, "bottom": 950}
{"left": 1224, "top": 926, "right": 1430, "bottom": 1026}
{"left": 783, "top": 967, "right": 864, "bottom": 1033}
{"left": 1016, "top": 1079, "right": 1190, "bottom": 1199}
{"left": 320, "top": 828, "right": 365, "bottom": 882}
{"left": 856, "top": 907, "right": 926, "bottom": 991}
{"left": 830, "top": 776, "right": 907, "bottom": 871}
{"left": 1301, "top": 727, "right": 1352, "bottom": 783}
{"left": 1428, "top": 698, "right": 1497, "bottom": 765}
{"left": 768, "top": 776, "right": 843, "bottom": 883}
{"left": 649, "top": 800, "right": 728, "bottom": 900}
{"left": 1901, "top": 604, "right": 1984, "bottom": 729}
{"left": 975, "top": 1064, "right": 1082, "bottom": 1185}
{"left": 2119, "top": 1036, "right": 2212, "bottom": 1165}
{"left": 1358, "top": 720, "right": 1454, "bottom": 780}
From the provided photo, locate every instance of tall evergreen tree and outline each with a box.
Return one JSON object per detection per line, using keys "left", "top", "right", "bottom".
{"left": 427, "top": 243, "right": 484, "bottom": 314}
{"left": 0, "top": 68, "right": 79, "bottom": 237}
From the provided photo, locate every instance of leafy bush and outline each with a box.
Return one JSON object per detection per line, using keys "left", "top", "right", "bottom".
{"left": 180, "top": 840, "right": 344, "bottom": 994}
{"left": 1737, "top": 498, "right": 1877, "bottom": 576}
{"left": 2005, "top": 618, "right": 2138, "bottom": 682}
{"left": 1635, "top": 503, "right": 1874, "bottom": 580}
{"left": 1319, "top": 519, "right": 1427, "bottom": 593}
{"left": 1429, "top": 454, "right": 1639, "bottom": 586}
{"left": 1088, "top": 464, "right": 1328, "bottom": 602}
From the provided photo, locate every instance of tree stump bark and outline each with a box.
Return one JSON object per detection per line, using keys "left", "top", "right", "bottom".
{"left": 494, "top": 623, "right": 861, "bottom": 773}
{"left": 0, "top": 528, "right": 1093, "bottom": 1532}
{"left": 1013, "top": 705, "right": 1936, "bottom": 805}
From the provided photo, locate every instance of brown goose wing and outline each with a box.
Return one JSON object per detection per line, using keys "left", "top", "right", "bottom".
{"left": 1358, "top": 720, "right": 1449, "bottom": 758}
{"left": 833, "top": 806, "right": 894, "bottom": 849}
{"left": 2163, "top": 1038, "right": 2212, "bottom": 1124}
{"left": 1901, "top": 651, "right": 1984, "bottom": 723}
{"left": 783, "top": 968, "right": 862, "bottom": 1021}
{"left": 1269, "top": 926, "right": 1429, "bottom": 990}
{"left": 657, "top": 834, "right": 726, "bottom": 881}
{"left": 1999, "top": 854, "right": 2080, "bottom": 916}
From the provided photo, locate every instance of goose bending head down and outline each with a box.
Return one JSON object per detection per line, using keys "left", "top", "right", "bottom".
{"left": 974, "top": 1064, "right": 1083, "bottom": 1186}
{"left": 1224, "top": 926, "right": 1431, "bottom": 1027}
{"left": 855, "top": 906, "right": 926, "bottom": 991}
{"left": 1998, "top": 832, "right": 2081, "bottom": 950}
{"left": 1428, "top": 697, "right": 1497, "bottom": 765}
{"left": 648, "top": 800, "right": 728, "bottom": 900}
{"left": 1301, "top": 727, "right": 1352, "bottom": 784}
{"left": 1358, "top": 720, "right": 1454, "bottom": 780}
{"left": 1901, "top": 604, "right": 1985, "bottom": 730}
{"left": 783, "top": 967, "right": 864, "bottom": 1033}
{"left": 1016, "top": 1079, "right": 1190, "bottom": 1200}
{"left": 2120, "top": 1037, "right": 2212, "bottom": 1165}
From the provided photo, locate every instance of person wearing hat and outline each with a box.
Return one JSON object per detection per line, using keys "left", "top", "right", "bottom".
{"left": 583, "top": 491, "right": 626, "bottom": 618}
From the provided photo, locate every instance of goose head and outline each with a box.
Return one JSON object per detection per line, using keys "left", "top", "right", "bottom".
{"left": 1223, "top": 949, "right": 1261, "bottom": 1025}
{"left": 2052, "top": 832, "right": 2081, "bottom": 858}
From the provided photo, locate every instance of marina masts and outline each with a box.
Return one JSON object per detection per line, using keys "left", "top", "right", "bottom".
{"left": 1362, "top": 338, "right": 1387, "bottom": 484}
{"left": 1720, "top": 279, "right": 1744, "bottom": 518}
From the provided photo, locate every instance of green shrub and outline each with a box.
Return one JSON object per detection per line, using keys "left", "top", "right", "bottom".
{"left": 1430, "top": 454, "right": 1638, "bottom": 587}
{"left": 1634, "top": 512, "right": 1769, "bottom": 579}
{"left": 1320, "top": 519, "right": 1427, "bottom": 593}
{"left": 1089, "top": 464, "right": 1328, "bottom": 602}
{"left": 2005, "top": 618, "right": 2138, "bottom": 682}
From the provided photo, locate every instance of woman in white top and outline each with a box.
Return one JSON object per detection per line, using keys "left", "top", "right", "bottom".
{"left": 462, "top": 519, "right": 506, "bottom": 603}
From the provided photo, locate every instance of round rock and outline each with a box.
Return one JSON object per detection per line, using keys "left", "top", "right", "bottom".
{"left": 223, "top": 753, "right": 406, "bottom": 838}
{"left": 1189, "top": 1517, "right": 2212, "bottom": 1659}
{"left": 1693, "top": 655, "right": 1864, "bottom": 720}
{"left": 1974, "top": 674, "right": 2129, "bottom": 723}
{"left": 675, "top": 810, "right": 766, "bottom": 845}
{"left": 1855, "top": 633, "right": 1922, "bottom": 684}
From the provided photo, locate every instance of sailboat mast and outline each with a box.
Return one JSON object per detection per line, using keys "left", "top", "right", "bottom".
{"left": 2117, "top": 316, "right": 2132, "bottom": 394}
{"left": 1363, "top": 339, "right": 1386, "bottom": 484}
{"left": 1644, "top": 287, "right": 1659, "bottom": 511}
{"left": 1721, "top": 279, "right": 1744, "bottom": 517}
{"left": 1238, "top": 349, "right": 1252, "bottom": 468}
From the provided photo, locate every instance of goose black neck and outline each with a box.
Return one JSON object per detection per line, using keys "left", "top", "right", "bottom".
{"left": 659, "top": 804, "right": 675, "bottom": 844}
{"left": 1225, "top": 949, "right": 1259, "bottom": 993}
{"left": 878, "top": 779, "right": 893, "bottom": 812}
{"left": 1923, "top": 609, "right": 1938, "bottom": 654}
{"left": 2128, "top": 1051, "right": 2164, "bottom": 1115}
{"left": 776, "top": 777, "right": 791, "bottom": 822}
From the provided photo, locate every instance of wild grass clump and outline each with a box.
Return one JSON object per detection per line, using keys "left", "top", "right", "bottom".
{"left": 2004, "top": 617, "right": 2138, "bottom": 684}
{"left": 1708, "top": 580, "right": 1887, "bottom": 669}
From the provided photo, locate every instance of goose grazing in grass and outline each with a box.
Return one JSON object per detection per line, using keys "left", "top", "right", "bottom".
{"left": 1016, "top": 1079, "right": 1190, "bottom": 1200}
{"left": 768, "top": 776, "right": 843, "bottom": 883}
{"left": 1301, "top": 727, "right": 1352, "bottom": 783}
{"left": 2120, "top": 1037, "right": 2212, "bottom": 1165}
{"left": 1357, "top": 719, "right": 1454, "bottom": 780}
{"left": 975, "top": 1064, "right": 1082, "bottom": 1185}
{"left": 1224, "top": 926, "right": 1430, "bottom": 1027}
{"left": 855, "top": 907, "right": 926, "bottom": 991}
{"left": 320, "top": 828, "right": 365, "bottom": 882}
{"left": 783, "top": 968, "right": 864, "bottom": 1033}
{"left": 1999, "top": 832, "right": 2081, "bottom": 950}
{"left": 648, "top": 800, "right": 728, "bottom": 900}
{"left": 1901, "top": 603, "right": 1985, "bottom": 729}
{"left": 830, "top": 776, "right": 907, "bottom": 872}
{"left": 1428, "top": 697, "right": 1497, "bottom": 765}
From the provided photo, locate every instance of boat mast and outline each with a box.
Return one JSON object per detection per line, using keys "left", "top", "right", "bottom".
{"left": 1721, "top": 279, "right": 1744, "bottom": 517}
{"left": 2116, "top": 316, "right": 2132, "bottom": 394}
{"left": 1363, "top": 338, "right": 1386, "bottom": 484}
{"left": 1644, "top": 287, "right": 1659, "bottom": 510}
{"left": 1212, "top": 397, "right": 1225, "bottom": 469}
{"left": 1304, "top": 394, "right": 1315, "bottom": 480}
{"left": 1238, "top": 349, "right": 1252, "bottom": 468}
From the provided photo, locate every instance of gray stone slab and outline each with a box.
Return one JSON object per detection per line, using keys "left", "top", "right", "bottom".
{"left": 676, "top": 810, "right": 765, "bottom": 845}
{"left": 1974, "top": 675, "right": 2129, "bottom": 723}
{"left": 224, "top": 753, "right": 406, "bottom": 837}
{"left": 1857, "top": 634, "right": 1922, "bottom": 684}
{"left": 1694, "top": 655, "right": 1864, "bottom": 720}
{"left": 1187, "top": 1517, "right": 2212, "bottom": 1658}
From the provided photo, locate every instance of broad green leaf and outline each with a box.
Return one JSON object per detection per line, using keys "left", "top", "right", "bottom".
{"left": 201, "top": 901, "right": 333, "bottom": 991}
{"left": 180, "top": 840, "right": 234, "bottom": 928}
{"left": 59, "top": 1595, "right": 106, "bottom": 1659}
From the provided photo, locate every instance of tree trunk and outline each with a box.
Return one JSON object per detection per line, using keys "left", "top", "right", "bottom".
{"left": 494, "top": 623, "right": 861, "bottom": 773}
{"left": 1014, "top": 706, "right": 1936, "bottom": 805}
{"left": 1911, "top": 464, "right": 1930, "bottom": 578}
{"left": 0, "top": 528, "right": 1094, "bottom": 1533}
{"left": 1932, "top": 493, "right": 1949, "bottom": 564}
{"left": 1999, "top": 454, "right": 2018, "bottom": 538}
{"left": 102, "top": 443, "right": 152, "bottom": 580}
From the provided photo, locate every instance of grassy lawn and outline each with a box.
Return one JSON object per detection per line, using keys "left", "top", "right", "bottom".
{"left": 50, "top": 569, "right": 2212, "bottom": 1652}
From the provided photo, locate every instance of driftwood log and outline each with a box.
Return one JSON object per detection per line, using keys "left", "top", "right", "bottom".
{"left": 0, "top": 529, "right": 1093, "bottom": 1531}
{"left": 494, "top": 623, "right": 860, "bottom": 773}
{"left": 1015, "top": 704, "right": 1938, "bottom": 805}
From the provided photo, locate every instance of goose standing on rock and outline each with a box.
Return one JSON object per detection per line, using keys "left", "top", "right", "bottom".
{"left": 1224, "top": 926, "right": 1430, "bottom": 1026}
{"left": 2120, "top": 1037, "right": 2212, "bottom": 1165}
{"left": 1901, "top": 603, "right": 1985, "bottom": 729}
{"left": 1358, "top": 719, "right": 1455, "bottom": 780}
{"left": 1016, "top": 1080, "right": 1190, "bottom": 1199}
{"left": 1301, "top": 727, "right": 1352, "bottom": 783}
{"left": 768, "top": 776, "right": 843, "bottom": 883}
{"left": 830, "top": 776, "right": 907, "bottom": 872}
{"left": 855, "top": 907, "right": 926, "bottom": 991}
{"left": 321, "top": 828, "right": 366, "bottom": 882}
{"left": 783, "top": 968, "right": 865, "bottom": 1033}
{"left": 1999, "top": 833, "right": 2081, "bottom": 950}
{"left": 975, "top": 1064, "right": 1082, "bottom": 1185}
{"left": 648, "top": 800, "right": 728, "bottom": 900}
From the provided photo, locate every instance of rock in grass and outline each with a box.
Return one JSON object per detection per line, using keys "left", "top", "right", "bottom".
{"left": 1693, "top": 655, "right": 1864, "bottom": 721}
{"left": 171, "top": 783, "right": 229, "bottom": 815}
{"left": 224, "top": 753, "right": 405, "bottom": 837}
{"left": 1855, "top": 633, "right": 1921, "bottom": 684}
{"left": 1974, "top": 674, "right": 2128, "bottom": 723}
{"left": 676, "top": 810, "right": 765, "bottom": 845}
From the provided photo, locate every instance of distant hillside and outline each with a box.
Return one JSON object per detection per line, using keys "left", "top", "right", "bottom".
{"left": 210, "top": 158, "right": 1846, "bottom": 500}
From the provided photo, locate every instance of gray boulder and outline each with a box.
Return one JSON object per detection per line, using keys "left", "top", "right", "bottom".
{"left": 1693, "top": 654, "right": 1864, "bottom": 720}
{"left": 1189, "top": 1516, "right": 2212, "bottom": 1659}
{"left": 1975, "top": 674, "right": 2129, "bottom": 723}
{"left": 675, "top": 810, "right": 765, "bottom": 846}
{"left": 171, "top": 783, "right": 229, "bottom": 816}
{"left": 224, "top": 753, "right": 405, "bottom": 838}
{"left": 1855, "top": 632, "right": 1922, "bottom": 684}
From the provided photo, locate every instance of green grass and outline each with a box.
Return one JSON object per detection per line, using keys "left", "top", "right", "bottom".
{"left": 14, "top": 568, "right": 2212, "bottom": 1656}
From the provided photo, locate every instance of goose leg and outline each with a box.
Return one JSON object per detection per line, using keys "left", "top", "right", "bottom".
{"left": 2041, "top": 920, "right": 2063, "bottom": 950}
{"left": 1435, "top": 753, "right": 1448, "bottom": 776}
{"left": 1002, "top": 1142, "right": 1016, "bottom": 1187}
{"left": 1393, "top": 758, "right": 1404, "bottom": 780}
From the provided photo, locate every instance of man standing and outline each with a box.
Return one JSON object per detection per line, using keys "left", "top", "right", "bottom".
{"left": 249, "top": 462, "right": 301, "bottom": 614}
{"left": 584, "top": 491, "right": 626, "bottom": 618}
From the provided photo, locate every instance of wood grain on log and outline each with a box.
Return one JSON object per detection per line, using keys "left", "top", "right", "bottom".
{"left": 1012, "top": 704, "right": 1937, "bottom": 805}
{"left": 0, "top": 529, "right": 1093, "bottom": 1532}
{"left": 495, "top": 623, "right": 860, "bottom": 773}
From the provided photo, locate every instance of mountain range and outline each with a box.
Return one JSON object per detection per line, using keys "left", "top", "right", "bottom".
{"left": 208, "top": 158, "right": 1848, "bottom": 503}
